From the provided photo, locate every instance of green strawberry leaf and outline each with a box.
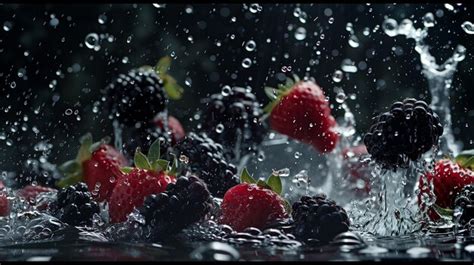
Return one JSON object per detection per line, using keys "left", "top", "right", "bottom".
{"left": 169, "top": 156, "right": 178, "bottom": 176}
{"left": 163, "top": 75, "right": 184, "bottom": 100}
{"left": 77, "top": 133, "right": 93, "bottom": 163}
{"left": 58, "top": 160, "right": 80, "bottom": 175}
{"left": 155, "top": 56, "right": 172, "bottom": 76}
{"left": 56, "top": 172, "right": 83, "bottom": 188}
{"left": 240, "top": 168, "right": 256, "bottom": 184}
{"left": 431, "top": 204, "right": 454, "bottom": 219}
{"left": 148, "top": 138, "right": 161, "bottom": 164}
{"left": 267, "top": 174, "right": 282, "bottom": 195}
{"left": 263, "top": 101, "right": 278, "bottom": 114}
{"left": 134, "top": 148, "right": 152, "bottom": 170}
{"left": 455, "top": 149, "right": 474, "bottom": 171}
{"left": 264, "top": 86, "right": 278, "bottom": 100}
{"left": 120, "top": 167, "right": 134, "bottom": 174}
{"left": 153, "top": 159, "right": 169, "bottom": 172}
{"left": 256, "top": 179, "right": 271, "bottom": 189}
{"left": 283, "top": 199, "right": 292, "bottom": 214}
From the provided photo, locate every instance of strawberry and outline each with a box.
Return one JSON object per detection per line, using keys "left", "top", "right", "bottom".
{"left": 0, "top": 181, "right": 9, "bottom": 216}
{"left": 153, "top": 115, "right": 185, "bottom": 145}
{"left": 418, "top": 150, "right": 474, "bottom": 221}
{"left": 108, "top": 139, "right": 177, "bottom": 223}
{"left": 57, "top": 133, "right": 128, "bottom": 202}
{"left": 264, "top": 75, "right": 339, "bottom": 153}
{"left": 17, "top": 185, "right": 56, "bottom": 205}
{"left": 219, "top": 169, "right": 290, "bottom": 231}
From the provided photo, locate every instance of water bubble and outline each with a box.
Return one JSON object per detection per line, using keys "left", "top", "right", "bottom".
{"left": 245, "top": 40, "right": 256, "bottom": 51}
{"left": 126, "top": 35, "right": 133, "bottom": 43}
{"left": 221, "top": 85, "right": 231, "bottom": 96}
{"left": 461, "top": 21, "right": 474, "bottom": 34}
{"left": 249, "top": 3, "right": 261, "bottom": 13}
{"left": 294, "top": 152, "right": 302, "bottom": 159}
{"left": 444, "top": 3, "right": 454, "bottom": 11}
{"left": 293, "top": 7, "right": 301, "bottom": 17}
{"left": 273, "top": 168, "right": 290, "bottom": 177}
{"left": 216, "top": 124, "right": 224, "bottom": 134}
{"left": 341, "top": 59, "right": 358, "bottom": 73}
{"left": 257, "top": 151, "right": 265, "bottom": 161}
{"left": 345, "top": 22, "right": 354, "bottom": 33}
{"left": 64, "top": 109, "right": 73, "bottom": 115}
{"left": 241, "top": 58, "right": 252, "bottom": 68}
{"left": 423, "top": 12, "right": 435, "bottom": 28}
{"left": 328, "top": 17, "right": 334, "bottom": 24}
{"left": 332, "top": 70, "right": 343, "bottom": 82}
{"left": 294, "top": 27, "right": 307, "bottom": 41}
{"left": 49, "top": 17, "right": 59, "bottom": 27}
{"left": 121, "top": 56, "right": 129, "bottom": 64}
{"left": 191, "top": 242, "right": 240, "bottom": 261}
{"left": 3, "top": 21, "right": 12, "bottom": 32}
{"left": 179, "top": 155, "right": 189, "bottom": 164}
{"left": 10, "top": 82, "right": 16, "bottom": 88}
{"left": 153, "top": 3, "right": 166, "bottom": 8}
{"left": 382, "top": 18, "right": 398, "bottom": 37}
{"left": 336, "top": 92, "right": 347, "bottom": 103}
{"left": 453, "top": 45, "right": 466, "bottom": 62}
{"left": 348, "top": 35, "right": 359, "bottom": 48}
{"left": 98, "top": 14, "right": 107, "bottom": 24}
{"left": 84, "top": 33, "right": 100, "bottom": 50}
{"left": 298, "top": 12, "right": 307, "bottom": 23}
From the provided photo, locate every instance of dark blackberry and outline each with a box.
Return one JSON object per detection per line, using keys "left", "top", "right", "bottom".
{"left": 363, "top": 98, "right": 443, "bottom": 168}
{"left": 14, "top": 159, "right": 63, "bottom": 189}
{"left": 292, "top": 194, "right": 350, "bottom": 243}
{"left": 453, "top": 185, "right": 474, "bottom": 227}
{"left": 200, "top": 87, "right": 268, "bottom": 161}
{"left": 139, "top": 175, "right": 213, "bottom": 239}
{"left": 104, "top": 68, "right": 168, "bottom": 126}
{"left": 174, "top": 132, "right": 239, "bottom": 197}
{"left": 51, "top": 182, "right": 100, "bottom": 226}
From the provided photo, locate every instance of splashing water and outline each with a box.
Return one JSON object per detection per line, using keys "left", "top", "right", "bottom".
{"left": 382, "top": 15, "right": 466, "bottom": 157}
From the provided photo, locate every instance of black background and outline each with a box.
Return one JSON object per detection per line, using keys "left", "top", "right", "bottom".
{"left": 0, "top": 3, "right": 473, "bottom": 173}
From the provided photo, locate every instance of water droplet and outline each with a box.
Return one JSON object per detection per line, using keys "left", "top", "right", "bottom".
{"left": 216, "top": 123, "right": 224, "bottom": 134}
{"left": 382, "top": 18, "right": 398, "bottom": 37}
{"left": 341, "top": 59, "right": 358, "bottom": 73}
{"left": 273, "top": 168, "right": 290, "bottom": 177}
{"left": 294, "top": 152, "right": 302, "bottom": 159}
{"left": 348, "top": 35, "right": 359, "bottom": 48}
{"left": 453, "top": 45, "right": 466, "bottom": 62}
{"left": 423, "top": 12, "right": 435, "bottom": 28}
{"left": 444, "top": 3, "right": 454, "bottom": 11}
{"left": 153, "top": 3, "right": 166, "bottom": 8}
{"left": 336, "top": 92, "right": 347, "bottom": 103}
{"left": 461, "top": 21, "right": 474, "bottom": 34}
{"left": 249, "top": 3, "right": 261, "bottom": 13}
{"left": 241, "top": 58, "right": 252, "bottom": 68}
{"left": 64, "top": 109, "right": 73, "bottom": 115}
{"left": 98, "top": 14, "right": 107, "bottom": 24}
{"left": 332, "top": 70, "right": 343, "bottom": 82}
{"left": 294, "top": 27, "right": 307, "bottom": 41}
{"left": 245, "top": 40, "right": 256, "bottom": 51}
{"left": 126, "top": 35, "right": 133, "bottom": 43}
{"left": 10, "top": 82, "right": 16, "bottom": 88}
{"left": 328, "top": 17, "right": 334, "bottom": 24}
{"left": 179, "top": 155, "right": 189, "bottom": 164}
{"left": 221, "top": 85, "right": 231, "bottom": 96}
{"left": 3, "top": 21, "right": 12, "bottom": 32}
{"left": 122, "top": 56, "right": 129, "bottom": 64}
{"left": 84, "top": 33, "right": 100, "bottom": 50}
{"left": 293, "top": 7, "right": 301, "bottom": 17}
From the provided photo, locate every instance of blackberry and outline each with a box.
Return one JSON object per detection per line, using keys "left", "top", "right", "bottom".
{"left": 292, "top": 194, "right": 350, "bottom": 243}
{"left": 51, "top": 182, "right": 100, "bottom": 226}
{"left": 364, "top": 98, "right": 443, "bottom": 168}
{"left": 14, "top": 159, "right": 63, "bottom": 189}
{"left": 453, "top": 185, "right": 474, "bottom": 227}
{"left": 200, "top": 87, "right": 267, "bottom": 161}
{"left": 174, "top": 132, "right": 239, "bottom": 197}
{"left": 139, "top": 175, "right": 213, "bottom": 239}
{"left": 105, "top": 68, "right": 168, "bottom": 126}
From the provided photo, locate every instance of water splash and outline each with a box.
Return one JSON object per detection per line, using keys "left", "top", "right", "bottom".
{"left": 383, "top": 15, "right": 466, "bottom": 157}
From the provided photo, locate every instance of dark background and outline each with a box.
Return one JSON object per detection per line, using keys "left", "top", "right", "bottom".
{"left": 0, "top": 3, "right": 473, "bottom": 173}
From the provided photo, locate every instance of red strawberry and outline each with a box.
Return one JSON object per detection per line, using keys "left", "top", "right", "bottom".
{"left": 0, "top": 181, "right": 9, "bottom": 216}
{"left": 154, "top": 115, "right": 185, "bottom": 145}
{"left": 342, "top": 144, "right": 371, "bottom": 196}
{"left": 57, "top": 133, "right": 128, "bottom": 202}
{"left": 219, "top": 169, "right": 290, "bottom": 231}
{"left": 418, "top": 150, "right": 474, "bottom": 220}
{"left": 108, "top": 139, "right": 177, "bottom": 223}
{"left": 265, "top": 75, "right": 339, "bottom": 153}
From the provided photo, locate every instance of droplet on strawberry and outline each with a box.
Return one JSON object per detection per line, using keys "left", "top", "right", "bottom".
{"left": 219, "top": 169, "right": 290, "bottom": 231}
{"left": 264, "top": 76, "right": 339, "bottom": 154}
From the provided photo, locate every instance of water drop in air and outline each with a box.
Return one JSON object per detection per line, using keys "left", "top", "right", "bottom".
{"left": 241, "top": 58, "right": 252, "bottom": 68}
{"left": 294, "top": 27, "right": 307, "bottom": 40}
{"left": 461, "top": 21, "right": 474, "bottom": 34}
{"left": 245, "top": 40, "right": 256, "bottom": 51}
